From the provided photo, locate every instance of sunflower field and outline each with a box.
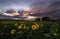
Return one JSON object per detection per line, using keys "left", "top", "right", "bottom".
{"left": 0, "top": 20, "right": 60, "bottom": 39}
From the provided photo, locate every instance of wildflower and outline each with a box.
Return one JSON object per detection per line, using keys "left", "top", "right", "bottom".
{"left": 32, "top": 25, "right": 39, "bottom": 30}
{"left": 14, "top": 23, "right": 18, "bottom": 26}
{"left": 21, "top": 24, "right": 24, "bottom": 26}
{"left": 18, "top": 25, "right": 23, "bottom": 30}
{"left": 23, "top": 26, "right": 27, "bottom": 29}
{"left": 11, "top": 29, "right": 16, "bottom": 35}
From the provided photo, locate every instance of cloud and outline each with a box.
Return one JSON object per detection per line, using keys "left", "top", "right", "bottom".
{"left": 30, "top": 0, "right": 53, "bottom": 13}
{"left": 0, "top": 0, "right": 60, "bottom": 19}
{"left": 30, "top": 1, "right": 60, "bottom": 19}
{"left": 0, "top": 12, "right": 19, "bottom": 16}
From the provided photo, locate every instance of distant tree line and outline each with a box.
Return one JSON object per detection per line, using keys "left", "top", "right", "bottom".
{"left": 35, "top": 17, "right": 60, "bottom": 21}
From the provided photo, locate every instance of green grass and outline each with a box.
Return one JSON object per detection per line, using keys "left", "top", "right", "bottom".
{"left": 0, "top": 20, "right": 60, "bottom": 39}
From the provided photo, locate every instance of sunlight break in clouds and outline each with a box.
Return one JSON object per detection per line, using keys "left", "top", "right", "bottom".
{"left": 0, "top": 12, "right": 19, "bottom": 16}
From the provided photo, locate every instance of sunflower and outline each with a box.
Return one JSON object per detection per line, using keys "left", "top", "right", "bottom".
{"left": 11, "top": 29, "right": 16, "bottom": 35}
{"left": 18, "top": 25, "right": 23, "bottom": 30}
{"left": 32, "top": 25, "right": 39, "bottom": 30}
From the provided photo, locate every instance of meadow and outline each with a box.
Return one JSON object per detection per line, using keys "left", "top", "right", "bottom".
{"left": 0, "top": 20, "right": 60, "bottom": 39}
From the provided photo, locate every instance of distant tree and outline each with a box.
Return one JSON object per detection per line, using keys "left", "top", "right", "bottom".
{"left": 42, "top": 17, "right": 51, "bottom": 21}
{"left": 35, "top": 18, "right": 40, "bottom": 21}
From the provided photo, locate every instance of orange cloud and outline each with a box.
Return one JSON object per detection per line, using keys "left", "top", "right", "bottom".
{"left": 11, "top": 12, "right": 19, "bottom": 16}
{"left": 1, "top": 12, "right": 19, "bottom": 16}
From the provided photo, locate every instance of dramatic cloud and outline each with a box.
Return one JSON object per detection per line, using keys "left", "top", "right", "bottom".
{"left": 30, "top": 1, "right": 60, "bottom": 19}
{"left": 0, "top": 0, "right": 60, "bottom": 19}
{"left": 0, "top": 12, "right": 19, "bottom": 16}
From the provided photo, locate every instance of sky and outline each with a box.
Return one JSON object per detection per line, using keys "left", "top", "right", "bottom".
{"left": 0, "top": 0, "right": 60, "bottom": 19}
{"left": 0, "top": 0, "right": 59, "bottom": 10}
{"left": 0, "top": 0, "right": 57, "bottom": 9}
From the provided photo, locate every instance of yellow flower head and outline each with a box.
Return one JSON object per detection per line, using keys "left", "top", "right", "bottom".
{"left": 32, "top": 25, "right": 39, "bottom": 30}
{"left": 18, "top": 25, "right": 23, "bottom": 30}
{"left": 11, "top": 29, "right": 16, "bottom": 35}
